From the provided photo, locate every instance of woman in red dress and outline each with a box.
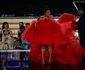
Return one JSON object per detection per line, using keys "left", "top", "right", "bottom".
{"left": 22, "top": 8, "right": 84, "bottom": 65}
{"left": 22, "top": 6, "right": 67, "bottom": 64}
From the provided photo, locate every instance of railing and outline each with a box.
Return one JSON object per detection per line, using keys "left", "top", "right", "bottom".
{"left": 0, "top": 50, "right": 30, "bottom": 52}
{"left": 0, "top": 49, "right": 30, "bottom": 70}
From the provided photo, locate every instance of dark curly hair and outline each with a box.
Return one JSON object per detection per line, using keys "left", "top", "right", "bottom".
{"left": 2, "top": 22, "right": 9, "bottom": 30}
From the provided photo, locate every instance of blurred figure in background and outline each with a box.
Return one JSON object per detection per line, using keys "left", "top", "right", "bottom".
{"left": 18, "top": 22, "right": 30, "bottom": 49}
{"left": 0, "top": 22, "right": 15, "bottom": 68}
{"left": 19, "top": 22, "right": 24, "bottom": 27}
{"left": 76, "top": 7, "right": 85, "bottom": 49}
{"left": 2, "top": 22, "right": 12, "bottom": 35}
{"left": 3, "top": 29, "right": 14, "bottom": 59}
{"left": 17, "top": 24, "right": 26, "bottom": 67}
{"left": 25, "top": 23, "right": 30, "bottom": 28}
{"left": 24, "top": 23, "right": 31, "bottom": 49}
{"left": 76, "top": 7, "right": 85, "bottom": 63}
{"left": 2, "top": 22, "right": 12, "bottom": 42}
{"left": 1, "top": 22, "right": 14, "bottom": 49}
{"left": 18, "top": 25, "right": 25, "bottom": 43}
{"left": 17, "top": 22, "right": 24, "bottom": 42}
{"left": 3, "top": 30, "right": 13, "bottom": 45}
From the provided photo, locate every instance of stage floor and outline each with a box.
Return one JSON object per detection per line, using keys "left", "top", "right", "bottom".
{"left": 1, "top": 62, "right": 85, "bottom": 70}
{"left": 0, "top": 52, "right": 85, "bottom": 70}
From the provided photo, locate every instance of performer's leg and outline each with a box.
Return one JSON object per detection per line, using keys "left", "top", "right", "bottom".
{"left": 41, "top": 45, "right": 46, "bottom": 64}
{"left": 48, "top": 45, "right": 52, "bottom": 64}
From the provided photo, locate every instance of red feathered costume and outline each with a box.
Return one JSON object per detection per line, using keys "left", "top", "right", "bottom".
{"left": 56, "top": 13, "right": 85, "bottom": 65}
{"left": 22, "top": 14, "right": 84, "bottom": 65}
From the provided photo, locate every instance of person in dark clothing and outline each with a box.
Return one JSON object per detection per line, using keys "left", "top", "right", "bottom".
{"left": 25, "top": 23, "right": 30, "bottom": 28}
{"left": 76, "top": 7, "right": 85, "bottom": 64}
{"left": 76, "top": 7, "right": 85, "bottom": 49}
{"left": 18, "top": 25, "right": 26, "bottom": 67}
{"left": 18, "top": 25, "right": 25, "bottom": 42}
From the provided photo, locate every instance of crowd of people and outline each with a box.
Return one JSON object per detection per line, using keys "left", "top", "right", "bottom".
{"left": 0, "top": 22, "right": 30, "bottom": 49}
{"left": 0, "top": 22, "right": 30, "bottom": 67}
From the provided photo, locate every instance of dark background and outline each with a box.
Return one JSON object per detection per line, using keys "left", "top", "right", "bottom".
{"left": 0, "top": 0, "right": 84, "bottom": 16}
